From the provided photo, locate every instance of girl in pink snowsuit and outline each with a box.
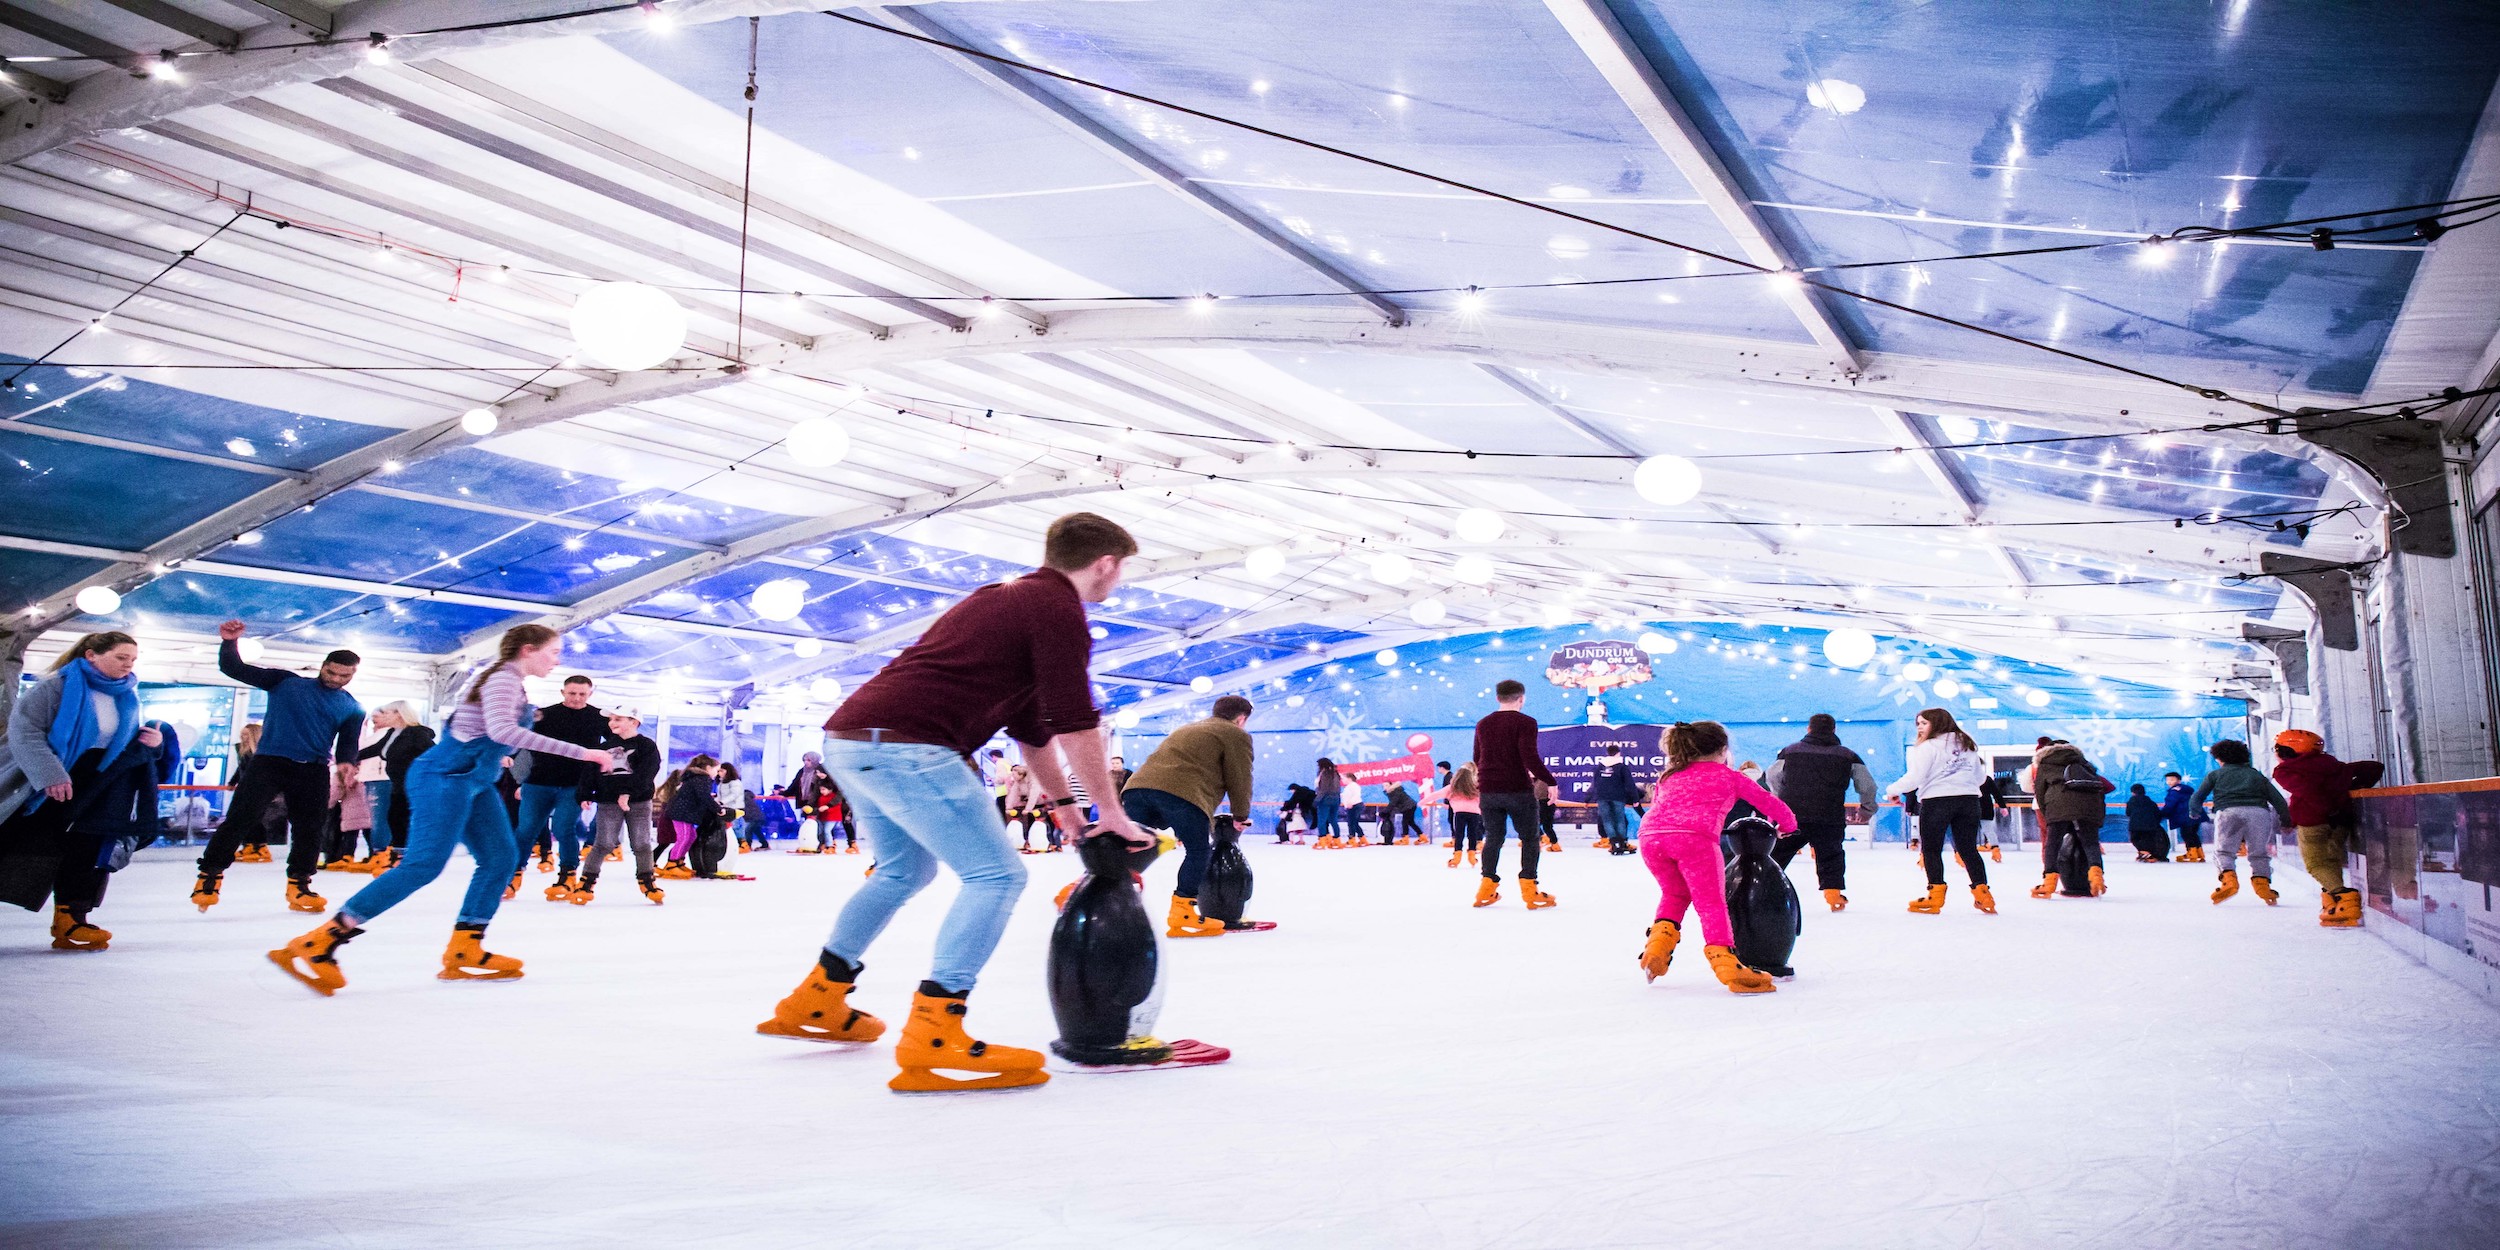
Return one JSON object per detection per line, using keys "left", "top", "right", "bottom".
{"left": 1639, "top": 721, "right": 1796, "bottom": 978}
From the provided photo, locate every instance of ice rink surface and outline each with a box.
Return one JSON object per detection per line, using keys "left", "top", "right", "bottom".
{"left": 4, "top": 835, "right": 2496, "bottom": 1249}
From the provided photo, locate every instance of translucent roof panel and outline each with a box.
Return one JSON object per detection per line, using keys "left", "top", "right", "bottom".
{"left": 0, "top": 427, "right": 265, "bottom": 550}
{"left": 620, "top": 16, "right": 1337, "bottom": 299}
{"left": 6, "top": 363, "right": 392, "bottom": 471}
{"left": 384, "top": 448, "right": 795, "bottom": 546}
{"left": 1933, "top": 413, "right": 2331, "bottom": 522}
{"left": 564, "top": 615, "right": 799, "bottom": 678}
{"left": 108, "top": 571, "right": 519, "bottom": 653}
{"left": 223, "top": 491, "right": 706, "bottom": 604}
{"left": 1616, "top": 0, "right": 2500, "bottom": 390}
{"left": 0, "top": 549, "right": 106, "bottom": 612}
{"left": 634, "top": 563, "right": 954, "bottom": 643}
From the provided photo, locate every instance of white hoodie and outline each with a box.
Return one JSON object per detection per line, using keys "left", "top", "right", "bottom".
{"left": 1886, "top": 735, "right": 1987, "bottom": 800}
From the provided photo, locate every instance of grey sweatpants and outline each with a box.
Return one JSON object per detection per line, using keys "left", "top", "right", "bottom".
{"left": 2212, "top": 806, "right": 2278, "bottom": 878}
{"left": 584, "top": 800, "right": 655, "bottom": 883}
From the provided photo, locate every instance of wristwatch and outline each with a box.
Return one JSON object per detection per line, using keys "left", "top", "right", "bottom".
{"left": 1052, "top": 796, "right": 1081, "bottom": 808}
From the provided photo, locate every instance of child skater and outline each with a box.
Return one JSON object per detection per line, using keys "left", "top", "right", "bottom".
{"left": 2125, "top": 784, "right": 2170, "bottom": 862}
{"left": 268, "top": 625, "right": 610, "bottom": 994}
{"left": 660, "top": 755, "right": 721, "bottom": 879}
{"left": 1426, "top": 763, "right": 1483, "bottom": 868}
{"left": 1634, "top": 721, "right": 1797, "bottom": 995}
{"left": 573, "top": 707, "right": 662, "bottom": 905}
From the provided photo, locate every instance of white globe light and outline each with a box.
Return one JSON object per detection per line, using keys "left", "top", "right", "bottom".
{"left": 1285, "top": 694, "right": 1305, "bottom": 708}
{"left": 1633, "top": 454, "right": 1703, "bottom": 506}
{"left": 1189, "top": 675, "right": 1214, "bottom": 693}
{"left": 1243, "top": 546, "right": 1285, "bottom": 579}
{"left": 460, "top": 407, "right": 499, "bottom": 437}
{"left": 749, "top": 578, "right": 809, "bottom": 623}
{"left": 237, "top": 638, "right": 265, "bottom": 662}
{"left": 2025, "top": 689, "right": 2051, "bottom": 708}
{"left": 1933, "top": 678, "right": 1962, "bottom": 698}
{"left": 569, "top": 281, "right": 688, "bottom": 370}
{"left": 1637, "top": 631, "right": 1676, "bottom": 655}
{"left": 1115, "top": 709, "right": 1142, "bottom": 729}
{"left": 1370, "top": 552, "right": 1413, "bottom": 587}
{"left": 1543, "top": 604, "right": 1573, "bottom": 627}
{"left": 1454, "top": 507, "right": 1505, "bottom": 544}
{"left": 809, "top": 678, "right": 842, "bottom": 701}
{"left": 74, "top": 585, "right": 120, "bottom": 615}
{"left": 1901, "top": 661, "right": 1934, "bottom": 682}
{"left": 1452, "top": 554, "right": 1494, "bottom": 585}
{"left": 1410, "top": 598, "right": 1447, "bottom": 626}
{"left": 1375, "top": 649, "right": 1400, "bottom": 667}
{"left": 1822, "top": 627, "right": 1877, "bottom": 669}
{"left": 792, "top": 638, "right": 823, "bottom": 659}
{"left": 785, "top": 418, "right": 852, "bottom": 468}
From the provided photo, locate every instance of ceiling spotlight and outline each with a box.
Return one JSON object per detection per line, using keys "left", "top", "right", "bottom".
{"left": 74, "top": 585, "right": 120, "bottom": 616}
{"left": 1455, "top": 286, "right": 1487, "bottom": 314}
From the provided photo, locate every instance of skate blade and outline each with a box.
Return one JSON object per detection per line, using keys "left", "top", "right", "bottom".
{"left": 266, "top": 950, "right": 342, "bottom": 997}
{"left": 1049, "top": 1049, "right": 1231, "bottom": 1074}
{"left": 888, "top": 1067, "right": 1049, "bottom": 1094}
{"left": 437, "top": 966, "right": 524, "bottom": 982}
{"left": 755, "top": 1019, "right": 885, "bottom": 1045}
{"left": 1221, "top": 921, "right": 1278, "bottom": 932}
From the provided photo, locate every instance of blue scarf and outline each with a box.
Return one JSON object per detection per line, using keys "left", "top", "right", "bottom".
{"left": 33, "top": 657, "right": 141, "bottom": 812}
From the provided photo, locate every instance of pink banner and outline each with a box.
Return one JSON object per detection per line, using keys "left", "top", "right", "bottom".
{"left": 1338, "top": 733, "right": 1437, "bottom": 787}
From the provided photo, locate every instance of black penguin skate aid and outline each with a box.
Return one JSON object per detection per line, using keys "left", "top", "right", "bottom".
{"left": 1721, "top": 806, "right": 1802, "bottom": 980}
{"left": 1198, "top": 816, "right": 1275, "bottom": 932}
{"left": 1047, "top": 830, "right": 1231, "bottom": 1072}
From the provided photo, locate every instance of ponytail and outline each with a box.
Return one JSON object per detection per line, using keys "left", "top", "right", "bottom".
{"left": 465, "top": 624, "right": 560, "bottom": 705}
{"left": 1662, "top": 720, "right": 1729, "bottom": 778}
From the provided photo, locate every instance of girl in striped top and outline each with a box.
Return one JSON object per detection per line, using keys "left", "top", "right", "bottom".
{"left": 270, "top": 625, "right": 608, "bottom": 996}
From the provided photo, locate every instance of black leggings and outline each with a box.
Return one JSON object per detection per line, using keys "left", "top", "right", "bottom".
{"left": 1451, "top": 810, "right": 1484, "bottom": 851}
{"left": 1918, "top": 795, "right": 1988, "bottom": 886}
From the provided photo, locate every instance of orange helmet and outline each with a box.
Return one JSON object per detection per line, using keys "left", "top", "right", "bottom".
{"left": 2273, "top": 729, "right": 2324, "bottom": 755}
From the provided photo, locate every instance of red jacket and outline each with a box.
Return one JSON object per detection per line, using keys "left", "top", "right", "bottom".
{"left": 2272, "top": 752, "right": 2351, "bottom": 827}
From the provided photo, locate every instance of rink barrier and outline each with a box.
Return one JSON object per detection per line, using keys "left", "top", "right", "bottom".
{"left": 2350, "top": 780, "right": 2500, "bottom": 1005}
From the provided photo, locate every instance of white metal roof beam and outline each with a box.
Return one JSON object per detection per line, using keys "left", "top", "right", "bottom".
{"left": 856, "top": 4, "right": 1407, "bottom": 327}
{"left": 0, "top": 1, "right": 839, "bottom": 167}
{"left": 1540, "top": 0, "right": 1857, "bottom": 363}
{"left": 1872, "top": 405, "right": 2031, "bottom": 599}
{"left": 1476, "top": 363, "right": 1644, "bottom": 455}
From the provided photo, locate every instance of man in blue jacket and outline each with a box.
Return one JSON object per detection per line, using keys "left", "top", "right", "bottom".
{"left": 193, "top": 620, "right": 364, "bottom": 914}
{"left": 2159, "top": 771, "right": 2206, "bottom": 862}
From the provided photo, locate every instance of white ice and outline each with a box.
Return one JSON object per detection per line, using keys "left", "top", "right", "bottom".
{"left": 4, "top": 836, "right": 2497, "bottom": 1248}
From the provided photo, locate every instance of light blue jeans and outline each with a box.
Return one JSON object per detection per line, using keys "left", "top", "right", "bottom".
{"left": 343, "top": 731, "right": 517, "bottom": 927}
{"left": 823, "top": 741, "right": 1028, "bottom": 993}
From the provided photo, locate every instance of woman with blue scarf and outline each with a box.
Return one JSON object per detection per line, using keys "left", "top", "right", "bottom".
{"left": 0, "top": 632, "right": 165, "bottom": 951}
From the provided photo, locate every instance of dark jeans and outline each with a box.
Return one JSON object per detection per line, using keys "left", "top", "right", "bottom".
{"left": 1596, "top": 799, "right": 1631, "bottom": 845}
{"left": 1479, "top": 790, "right": 1542, "bottom": 882}
{"left": 1774, "top": 815, "right": 1848, "bottom": 890}
{"left": 2047, "top": 820, "right": 2105, "bottom": 874}
{"left": 1122, "top": 787, "right": 1212, "bottom": 897}
{"left": 1451, "top": 810, "right": 1483, "bottom": 850}
{"left": 1391, "top": 809, "right": 1422, "bottom": 838}
{"left": 1918, "top": 794, "right": 1988, "bottom": 886}
{"left": 2172, "top": 819, "right": 2203, "bottom": 850}
{"left": 200, "top": 754, "right": 333, "bottom": 882}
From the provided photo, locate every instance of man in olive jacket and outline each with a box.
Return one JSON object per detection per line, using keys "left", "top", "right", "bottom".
{"left": 1121, "top": 695, "right": 1256, "bottom": 938}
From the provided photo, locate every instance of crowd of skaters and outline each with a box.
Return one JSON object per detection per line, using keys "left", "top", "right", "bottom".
{"left": 0, "top": 509, "right": 2391, "bottom": 1080}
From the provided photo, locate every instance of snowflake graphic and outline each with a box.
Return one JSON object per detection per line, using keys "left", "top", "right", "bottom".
{"left": 2061, "top": 716, "right": 2150, "bottom": 769}
{"left": 1317, "top": 705, "right": 1388, "bottom": 762}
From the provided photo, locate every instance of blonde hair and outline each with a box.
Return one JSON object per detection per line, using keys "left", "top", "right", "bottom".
{"left": 1451, "top": 763, "right": 1479, "bottom": 799}
{"left": 466, "top": 624, "right": 560, "bottom": 704}
{"left": 373, "top": 700, "right": 420, "bottom": 727}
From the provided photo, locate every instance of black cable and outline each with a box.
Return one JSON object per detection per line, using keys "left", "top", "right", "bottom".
{"left": 1, "top": 210, "right": 241, "bottom": 389}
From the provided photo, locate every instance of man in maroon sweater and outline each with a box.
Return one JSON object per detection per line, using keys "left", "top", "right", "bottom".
{"left": 755, "top": 513, "right": 1149, "bottom": 1093}
{"left": 1472, "top": 679, "right": 1559, "bottom": 909}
